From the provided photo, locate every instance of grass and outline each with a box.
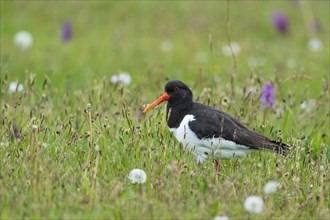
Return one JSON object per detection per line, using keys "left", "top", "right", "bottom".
{"left": 1, "top": 1, "right": 329, "bottom": 219}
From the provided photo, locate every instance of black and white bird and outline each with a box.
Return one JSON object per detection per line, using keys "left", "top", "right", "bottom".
{"left": 143, "top": 80, "right": 288, "bottom": 166}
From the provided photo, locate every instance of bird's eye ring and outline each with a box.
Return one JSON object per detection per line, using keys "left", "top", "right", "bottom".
{"left": 174, "top": 87, "right": 179, "bottom": 92}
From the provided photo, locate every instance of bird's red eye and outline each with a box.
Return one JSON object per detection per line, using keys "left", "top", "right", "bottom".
{"left": 174, "top": 87, "right": 179, "bottom": 92}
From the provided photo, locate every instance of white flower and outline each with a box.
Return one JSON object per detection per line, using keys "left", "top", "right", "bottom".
{"left": 94, "top": 145, "right": 100, "bottom": 152}
{"left": 214, "top": 215, "right": 230, "bottom": 220}
{"left": 308, "top": 38, "right": 322, "bottom": 52}
{"left": 300, "top": 99, "right": 316, "bottom": 113}
{"left": 86, "top": 103, "right": 92, "bottom": 109}
{"left": 287, "top": 58, "right": 297, "bottom": 69}
{"left": 244, "top": 196, "right": 264, "bottom": 214}
{"left": 195, "top": 52, "right": 208, "bottom": 62}
{"left": 222, "top": 42, "right": 241, "bottom": 57}
{"left": 246, "top": 86, "right": 258, "bottom": 94}
{"left": 160, "top": 40, "right": 173, "bottom": 52}
{"left": 14, "top": 31, "right": 33, "bottom": 50}
{"left": 248, "top": 57, "right": 266, "bottom": 68}
{"left": 32, "top": 125, "right": 38, "bottom": 132}
{"left": 128, "top": 169, "right": 147, "bottom": 184}
{"left": 9, "top": 81, "right": 24, "bottom": 93}
{"left": 111, "top": 72, "right": 131, "bottom": 85}
{"left": 320, "top": 165, "right": 324, "bottom": 171}
{"left": 264, "top": 181, "right": 278, "bottom": 194}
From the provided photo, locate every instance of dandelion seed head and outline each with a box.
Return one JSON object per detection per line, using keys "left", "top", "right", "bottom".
{"left": 248, "top": 57, "right": 266, "bottom": 68}
{"left": 264, "top": 181, "right": 278, "bottom": 194}
{"left": 14, "top": 31, "right": 33, "bottom": 50}
{"left": 160, "top": 40, "right": 173, "bottom": 52}
{"left": 308, "top": 38, "right": 323, "bottom": 52}
{"left": 128, "top": 169, "right": 147, "bottom": 184}
{"left": 287, "top": 58, "right": 297, "bottom": 69}
{"left": 94, "top": 145, "right": 100, "bottom": 152}
{"left": 222, "top": 42, "right": 241, "bottom": 57}
{"left": 9, "top": 82, "right": 24, "bottom": 93}
{"left": 300, "top": 99, "right": 316, "bottom": 113}
{"left": 32, "top": 125, "right": 38, "bottom": 132}
{"left": 214, "top": 215, "right": 230, "bottom": 220}
{"left": 195, "top": 52, "right": 208, "bottom": 62}
{"left": 111, "top": 72, "right": 131, "bottom": 85}
{"left": 244, "top": 196, "right": 264, "bottom": 214}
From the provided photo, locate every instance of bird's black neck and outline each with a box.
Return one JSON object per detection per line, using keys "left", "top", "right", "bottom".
{"left": 166, "top": 101, "right": 193, "bottom": 128}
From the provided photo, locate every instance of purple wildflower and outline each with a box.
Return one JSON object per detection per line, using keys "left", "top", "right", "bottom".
{"left": 272, "top": 11, "right": 288, "bottom": 34}
{"left": 62, "top": 21, "right": 72, "bottom": 42}
{"left": 135, "top": 112, "right": 142, "bottom": 121}
{"left": 310, "top": 21, "right": 321, "bottom": 33}
{"left": 12, "top": 122, "right": 21, "bottom": 139}
{"left": 136, "top": 106, "right": 145, "bottom": 121}
{"left": 261, "top": 82, "right": 276, "bottom": 109}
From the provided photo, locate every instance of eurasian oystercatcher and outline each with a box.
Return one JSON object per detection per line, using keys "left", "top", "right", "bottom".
{"left": 143, "top": 80, "right": 288, "bottom": 166}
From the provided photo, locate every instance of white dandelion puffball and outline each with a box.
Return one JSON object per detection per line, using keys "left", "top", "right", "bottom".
{"left": 9, "top": 81, "right": 24, "bottom": 93}
{"left": 128, "top": 169, "right": 147, "bottom": 184}
{"left": 31, "top": 125, "right": 38, "bottom": 132}
{"left": 264, "top": 181, "right": 278, "bottom": 195}
{"left": 214, "top": 215, "right": 230, "bottom": 220}
{"left": 287, "top": 58, "right": 297, "bottom": 69}
{"left": 244, "top": 196, "right": 264, "bottom": 214}
{"left": 248, "top": 57, "right": 266, "bottom": 68}
{"left": 300, "top": 99, "right": 316, "bottom": 113}
{"left": 308, "top": 38, "right": 322, "bottom": 52}
{"left": 14, "top": 31, "right": 33, "bottom": 50}
{"left": 195, "top": 52, "right": 208, "bottom": 62}
{"left": 222, "top": 42, "right": 241, "bottom": 57}
{"left": 111, "top": 72, "right": 131, "bottom": 85}
{"left": 160, "top": 40, "right": 173, "bottom": 52}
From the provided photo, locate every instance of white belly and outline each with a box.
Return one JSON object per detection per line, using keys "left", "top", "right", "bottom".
{"left": 169, "top": 114, "right": 252, "bottom": 163}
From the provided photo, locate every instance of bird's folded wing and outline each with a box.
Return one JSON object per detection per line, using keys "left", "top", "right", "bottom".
{"left": 188, "top": 105, "right": 288, "bottom": 154}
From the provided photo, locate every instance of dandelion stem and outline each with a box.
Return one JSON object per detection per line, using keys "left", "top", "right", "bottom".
{"left": 226, "top": 0, "right": 237, "bottom": 97}
{"left": 85, "top": 106, "right": 93, "bottom": 176}
{"left": 209, "top": 34, "right": 214, "bottom": 74}
{"left": 92, "top": 147, "right": 100, "bottom": 190}
{"left": 29, "top": 125, "right": 41, "bottom": 193}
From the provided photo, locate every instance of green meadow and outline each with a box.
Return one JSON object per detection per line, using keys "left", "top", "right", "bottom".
{"left": 1, "top": 1, "right": 329, "bottom": 219}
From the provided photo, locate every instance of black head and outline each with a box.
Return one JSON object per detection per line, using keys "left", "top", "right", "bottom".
{"left": 143, "top": 80, "right": 193, "bottom": 113}
{"left": 164, "top": 80, "right": 193, "bottom": 104}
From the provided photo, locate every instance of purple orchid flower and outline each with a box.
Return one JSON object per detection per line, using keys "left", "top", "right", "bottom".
{"left": 12, "top": 122, "right": 21, "bottom": 139}
{"left": 261, "top": 82, "right": 276, "bottom": 109}
{"left": 272, "top": 11, "right": 288, "bottom": 34}
{"left": 310, "top": 20, "right": 321, "bottom": 33}
{"left": 62, "top": 21, "right": 72, "bottom": 42}
{"left": 136, "top": 106, "right": 145, "bottom": 121}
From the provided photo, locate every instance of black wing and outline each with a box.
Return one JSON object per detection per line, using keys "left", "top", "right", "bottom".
{"left": 188, "top": 103, "right": 288, "bottom": 154}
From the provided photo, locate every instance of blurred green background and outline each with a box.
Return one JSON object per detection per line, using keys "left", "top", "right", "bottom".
{"left": 1, "top": 1, "right": 329, "bottom": 97}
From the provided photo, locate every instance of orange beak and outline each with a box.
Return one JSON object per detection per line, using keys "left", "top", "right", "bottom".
{"left": 143, "top": 92, "right": 170, "bottom": 113}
